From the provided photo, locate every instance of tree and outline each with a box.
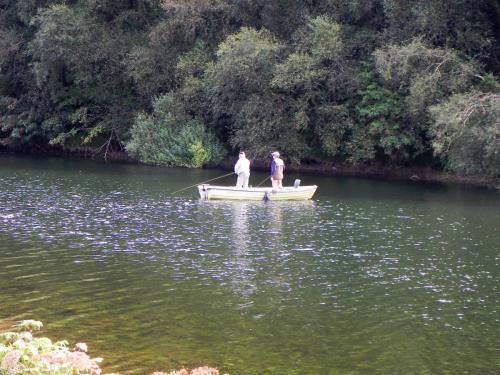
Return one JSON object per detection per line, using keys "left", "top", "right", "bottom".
{"left": 382, "top": 0, "right": 495, "bottom": 61}
{"left": 0, "top": 0, "right": 499, "bottom": 184}
{"left": 349, "top": 41, "right": 480, "bottom": 164}
{"left": 205, "top": 27, "right": 293, "bottom": 158}
{"left": 233, "top": 0, "right": 313, "bottom": 38}
{"left": 126, "top": 0, "right": 235, "bottom": 99}
{"left": 23, "top": 4, "right": 142, "bottom": 154}
{"left": 174, "top": 41, "right": 214, "bottom": 119}
{"left": 350, "top": 68, "right": 411, "bottom": 163}
{"left": 271, "top": 16, "right": 355, "bottom": 159}
{"left": 430, "top": 92, "right": 499, "bottom": 183}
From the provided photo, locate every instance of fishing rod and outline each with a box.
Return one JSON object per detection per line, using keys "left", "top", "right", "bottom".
{"left": 255, "top": 175, "right": 270, "bottom": 187}
{"left": 170, "top": 171, "right": 234, "bottom": 195}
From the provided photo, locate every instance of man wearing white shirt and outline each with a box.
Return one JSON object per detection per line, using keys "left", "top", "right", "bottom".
{"left": 234, "top": 151, "right": 250, "bottom": 189}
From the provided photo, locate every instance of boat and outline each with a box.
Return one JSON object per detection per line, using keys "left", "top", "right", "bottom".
{"left": 197, "top": 184, "right": 318, "bottom": 201}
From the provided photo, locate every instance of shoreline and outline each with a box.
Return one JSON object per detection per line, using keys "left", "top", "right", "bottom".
{"left": 0, "top": 147, "right": 495, "bottom": 189}
{"left": 216, "top": 158, "right": 494, "bottom": 188}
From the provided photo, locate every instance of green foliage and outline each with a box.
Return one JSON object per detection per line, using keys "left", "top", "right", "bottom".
{"left": 373, "top": 41, "right": 477, "bottom": 99}
{"left": 270, "top": 16, "right": 355, "bottom": 160}
{"left": 430, "top": 92, "right": 499, "bottom": 183}
{"left": 271, "top": 53, "right": 318, "bottom": 94}
{"left": 233, "top": 0, "right": 313, "bottom": 38}
{"left": 16, "top": 3, "right": 140, "bottom": 150}
{"left": 0, "top": 320, "right": 104, "bottom": 374}
{"left": 125, "top": 17, "right": 193, "bottom": 97}
{"left": 206, "top": 27, "right": 284, "bottom": 152}
{"left": 208, "top": 27, "right": 282, "bottom": 102}
{"left": 301, "top": 15, "right": 343, "bottom": 62}
{"left": 29, "top": 5, "right": 91, "bottom": 86}
{"left": 381, "top": 0, "right": 496, "bottom": 61}
{"left": 352, "top": 72, "right": 415, "bottom": 163}
{"left": 314, "top": 104, "right": 352, "bottom": 158}
{"left": 126, "top": 94, "right": 225, "bottom": 167}
{"left": 0, "top": 0, "right": 499, "bottom": 183}
{"left": 313, "top": 1, "right": 384, "bottom": 61}
{"left": 176, "top": 41, "right": 213, "bottom": 83}
{"left": 174, "top": 43, "right": 213, "bottom": 118}
{"left": 289, "top": 15, "right": 351, "bottom": 99}
{"left": 13, "top": 320, "right": 43, "bottom": 333}
{"left": 230, "top": 94, "right": 308, "bottom": 162}
{"left": 126, "top": 0, "right": 234, "bottom": 99}
{"left": 354, "top": 42, "right": 480, "bottom": 164}
{"left": 477, "top": 73, "right": 500, "bottom": 93}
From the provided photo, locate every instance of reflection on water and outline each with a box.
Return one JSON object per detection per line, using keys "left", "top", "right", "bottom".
{"left": 230, "top": 202, "right": 254, "bottom": 300}
{"left": 0, "top": 155, "right": 499, "bottom": 374}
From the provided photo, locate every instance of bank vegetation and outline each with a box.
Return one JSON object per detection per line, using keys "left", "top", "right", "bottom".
{"left": 0, "top": 1, "right": 498, "bottom": 186}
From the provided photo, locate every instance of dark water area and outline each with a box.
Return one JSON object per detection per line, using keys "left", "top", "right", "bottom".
{"left": 0, "top": 155, "right": 499, "bottom": 374}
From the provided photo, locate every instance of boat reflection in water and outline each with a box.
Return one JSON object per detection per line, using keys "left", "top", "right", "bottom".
{"left": 230, "top": 202, "right": 255, "bottom": 302}
{"left": 200, "top": 200, "right": 317, "bottom": 310}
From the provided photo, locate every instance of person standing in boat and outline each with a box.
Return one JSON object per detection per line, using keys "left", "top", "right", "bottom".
{"left": 234, "top": 151, "right": 251, "bottom": 189}
{"left": 270, "top": 151, "right": 285, "bottom": 189}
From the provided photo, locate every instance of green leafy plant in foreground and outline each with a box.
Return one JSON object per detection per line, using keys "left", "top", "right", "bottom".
{"left": 0, "top": 320, "right": 102, "bottom": 374}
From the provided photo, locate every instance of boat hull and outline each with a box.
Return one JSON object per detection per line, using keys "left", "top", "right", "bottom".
{"left": 198, "top": 184, "right": 317, "bottom": 201}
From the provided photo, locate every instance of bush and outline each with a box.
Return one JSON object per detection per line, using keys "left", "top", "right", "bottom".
{"left": 126, "top": 94, "right": 225, "bottom": 168}
{"left": 430, "top": 92, "right": 499, "bottom": 183}
{"left": 0, "top": 320, "right": 102, "bottom": 374}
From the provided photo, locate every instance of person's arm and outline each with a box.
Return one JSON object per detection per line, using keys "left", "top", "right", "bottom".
{"left": 234, "top": 160, "right": 240, "bottom": 174}
{"left": 271, "top": 160, "right": 276, "bottom": 176}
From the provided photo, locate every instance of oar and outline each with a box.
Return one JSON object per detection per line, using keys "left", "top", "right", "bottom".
{"left": 170, "top": 171, "right": 234, "bottom": 195}
{"left": 255, "top": 175, "right": 270, "bottom": 187}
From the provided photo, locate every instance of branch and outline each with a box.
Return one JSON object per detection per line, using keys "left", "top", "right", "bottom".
{"left": 103, "top": 129, "right": 114, "bottom": 162}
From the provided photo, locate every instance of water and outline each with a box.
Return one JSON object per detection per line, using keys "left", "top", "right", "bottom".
{"left": 0, "top": 155, "right": 499, "bottom": 374}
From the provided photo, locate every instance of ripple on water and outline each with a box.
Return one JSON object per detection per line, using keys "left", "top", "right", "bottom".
{"left": 0, "top": 172, "right": 499, "bottom": 374}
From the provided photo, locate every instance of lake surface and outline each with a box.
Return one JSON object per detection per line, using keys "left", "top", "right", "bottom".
{"left": 0, "top": 155, "right": 499, "bottom": 374}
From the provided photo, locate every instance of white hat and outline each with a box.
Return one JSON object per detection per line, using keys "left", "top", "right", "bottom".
{"left": 271, "top": 151, "right": 280, "bottom": 157}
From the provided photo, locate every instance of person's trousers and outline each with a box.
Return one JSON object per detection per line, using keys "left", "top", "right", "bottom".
{"left": 236, "top": 172, "right": 250, "bottom": 188}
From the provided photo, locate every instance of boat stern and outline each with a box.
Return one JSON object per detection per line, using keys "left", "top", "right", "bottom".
{"left": 198, "top": 184, "right": 209, "bottom": 199}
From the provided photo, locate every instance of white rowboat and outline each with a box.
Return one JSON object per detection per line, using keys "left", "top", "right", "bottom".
{"left": 198, "top": 184, "right": 317, "bottom": 201}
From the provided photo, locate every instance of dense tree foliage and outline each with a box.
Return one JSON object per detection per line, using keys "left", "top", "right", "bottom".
{"left": 0, "top": 0, "right": 498, "bottom": 183}
{"left": 430, "top": 92, "right": 499, "bottom": 182}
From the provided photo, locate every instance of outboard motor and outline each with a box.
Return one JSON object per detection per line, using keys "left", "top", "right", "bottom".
{"left": 293, "top": 179, "right": 301, "bottom": 188}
